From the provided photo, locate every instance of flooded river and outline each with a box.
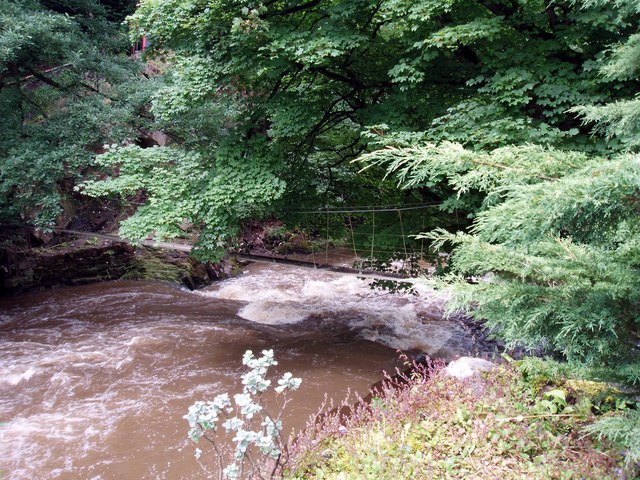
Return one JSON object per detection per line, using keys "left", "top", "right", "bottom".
{"left": 0, "top": 262, "right": 490, "bottom": 479}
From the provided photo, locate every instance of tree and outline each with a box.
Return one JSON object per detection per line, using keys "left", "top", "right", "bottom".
{"left": 0, "top": 0, "right": 149, "bottom": 230}
{"left": 359, "top": 0, "right": 640, "bottom": 382}
{"left": 83, "top": 0, "right": 638, "bottom": 258}
{"left": 571, "top": 0, "right": 640, "bottom": 150}
{"left": 359, "top": 0, "right": 640, "bottom": 461}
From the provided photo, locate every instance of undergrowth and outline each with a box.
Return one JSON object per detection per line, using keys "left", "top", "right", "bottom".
{"left": 284, "top": 360, "right": 637, "bottom": 480}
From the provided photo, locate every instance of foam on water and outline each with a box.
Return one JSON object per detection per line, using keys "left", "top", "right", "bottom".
{"left": 0, "top": 366, "right": 37, "bottom": 385}
{"left": 199, "top": 264, "right": 456, "bottom": 353}
{"left": 238, "top": 301, "right": 309, "bottom": 324}
{"left": 0, "top": 308, "right": 231, "bottom": 479}
{"left": 0, "top": 270, "right": 486, "bottom": 479}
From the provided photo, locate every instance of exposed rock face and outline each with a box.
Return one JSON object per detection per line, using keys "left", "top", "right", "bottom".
{"left": 1, "top": 243, "right": 137, "bottom": 295}
{"left": 1, "top": 241, "right": 227, "bottom": 296}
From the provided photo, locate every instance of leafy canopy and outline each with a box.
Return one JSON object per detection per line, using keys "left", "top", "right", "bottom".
{"left": 360, "top": 0, "right": 640, "bottom": 382}
{"left": 0, "top": 0, "right": 148, "bottom": 229}
{"left": 82, "top": 0, "right": 638, "bottom": 257}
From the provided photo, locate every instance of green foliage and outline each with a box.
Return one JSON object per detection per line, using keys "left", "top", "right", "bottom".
{"left": 360, "top": 143, "right": 591, "bottom": 211}
{"left": 355, "top": 0, "right": 640, "bottom": 382}
{"left": 79, "top": 0, "right": 640, "bottom": 254}
{"left": 514, "top": 341, "right": 640, "bottom": 472}
{"left": 534, "top": 389, "right": 572, "bottom": 415}
{"left": 570, "top": 0, "right": 640, "bottom": 149}
{"left": 585, "top": 409, "right": 640, "bottom": 469}
{"left": 516, "top": 357, "right": 591, "bottom": 392}
{"left": 366, "top": 142, "right": 640, "bottom": 381}
{"left": 81, "top": 143, "right": 285, "bottom": 259}
{"left": 0, "top": 0, "right": 149, "bottom": 229}
{"left": 572, "top": 97, "right": 640, "bottom": 149}
{"left": 288, "top": 366, "right": 630, "bottom": 479}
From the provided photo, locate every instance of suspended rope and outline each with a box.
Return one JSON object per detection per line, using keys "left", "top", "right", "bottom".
{"left": 289, "top": 201, "right": 434, "bottom": 210}
{"left": 347, "top": 213, "right": 357, "bottom": 256}
{"left": 349, "top": 231, "right": 407, "bottom": 238}
{"left": 347, "top": 213, "right": 359, "bottom": 272}
{"left": 370, "top": 210, "right": 375, "bottom": 262}
{"left": 285, "top": 204, "right": 441, "bottom": 214}
{"left": 304, "top": 213, "right": 317, "bottom": 268}
{"left": 325, "top": 211, "right": 330, "bottom": 264}
{"left": 278, "top": 203, "right": 443, "bottom": 272}
{"left": 397, "top": 209, "right": 408, "bottom": 270}
{"left": 420, "top": 209, "right": 425, "bottom": 259}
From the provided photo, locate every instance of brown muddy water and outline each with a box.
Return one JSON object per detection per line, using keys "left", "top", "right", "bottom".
{"left": 0, "top": 262, "right": 492, "bottom": 479}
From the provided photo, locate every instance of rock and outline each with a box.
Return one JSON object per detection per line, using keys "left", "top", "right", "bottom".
{"left": 445, "top": 357, "right": 496, "bottom": 379}
{"left": 287, "top": 234, "right": 312, "bottom": 254}
{"left": 321, "top": 449, "right": 334, "bottom": 460}
{"left": 445, "top": 357, "right": 497, "bottom": 395}
{"left": 1, "top": 243, "right": 136, "bottom": 295}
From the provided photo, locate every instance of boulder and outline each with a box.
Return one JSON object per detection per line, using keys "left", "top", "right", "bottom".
{"left": 445, "top": 357, "right": 496, "bottom": 380}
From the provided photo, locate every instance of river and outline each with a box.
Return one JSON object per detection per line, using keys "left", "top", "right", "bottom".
{"left": 0, "top": 262, "right": 491, "bottom": 479}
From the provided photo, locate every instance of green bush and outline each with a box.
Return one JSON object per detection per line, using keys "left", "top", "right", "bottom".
{"left": 286, "top": 365, "right": 634, "bottom": 479}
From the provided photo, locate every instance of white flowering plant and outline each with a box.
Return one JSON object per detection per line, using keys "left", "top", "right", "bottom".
{"left": 184, "top": 349, "right": 302, "bottom": 479}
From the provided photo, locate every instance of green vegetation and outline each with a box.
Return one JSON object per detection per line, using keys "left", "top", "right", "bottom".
{"left": 2, "top": 0, "right": 639, "bottom": 477}
{"left": 83, "top": 0, "right": 637, "bottom": 385}
{"left": 363, "top": 143, "right": 640, "bottom": 382}
{"left": 0, "top": 0, "right": 151, "bottom": 230}
{"left": 78, "top": 0, "right": 638, "bottom": 257}
{"left": 122, "top": 247, "right": 193, "bottom": 283}
{"left": 6, "top": 0, "right": 639, "bottom": 272}
{"left": 287, "top": 362, "right": 636, "bottom": 479}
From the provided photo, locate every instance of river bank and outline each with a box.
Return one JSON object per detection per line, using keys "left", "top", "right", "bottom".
{"left": 0, "top": 234, "right": 229, "bottom": 296}
{"left": 0, "top": 220, "right": 318, "bottom": 296}
{"left": 286, "top": 359, "right": 633, "bottom": 479}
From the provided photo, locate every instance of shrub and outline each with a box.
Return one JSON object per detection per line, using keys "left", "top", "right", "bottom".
{"left": 184, "top": 349, "right": 301, "bottom": 479}
{"left": 286, "top": 363, "right": 633, "bottom": 479}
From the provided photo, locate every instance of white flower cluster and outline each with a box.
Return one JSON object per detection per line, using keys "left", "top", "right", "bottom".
{"left": 275, "top": 372, "right": 302, "bottom": 393}
{"left": 184, "top": 349, "right": 302, "bottom": 480}
{"left": 184, "top": 393, "right": 232, "bottom": 441}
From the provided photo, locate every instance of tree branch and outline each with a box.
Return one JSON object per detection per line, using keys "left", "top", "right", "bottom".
{"left": 310, "top": 66, "right": 365, "bottom": 89}
{"left": 261, "top": 0, "right": 323, "bottom": 19}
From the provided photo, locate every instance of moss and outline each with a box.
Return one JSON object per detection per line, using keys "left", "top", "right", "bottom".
{"left": 275, "top": 234, "right": 313, "bottom": 255}
{"left": 228, "top": 257, "right": 244, "bottom": 276}
{"left": 123, "top": 248, "right": 192, "bottom": 283}
{"left": 565, "top": 379, "right": 621, "bottom": 404}
{"left": 515, "top": 357, "right": 631, "bottom": 413}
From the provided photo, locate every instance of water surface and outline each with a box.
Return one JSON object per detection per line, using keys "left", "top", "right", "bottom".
{"left": 0, "top": 263, "right": 487, "bottom": 479}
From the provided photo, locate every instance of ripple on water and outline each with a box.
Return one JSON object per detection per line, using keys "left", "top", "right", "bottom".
{"left": 0, "top": 271, "right": 486, "bottom": 479}
{"left": 198, "top": 263, "right": 457, "bottom": 354}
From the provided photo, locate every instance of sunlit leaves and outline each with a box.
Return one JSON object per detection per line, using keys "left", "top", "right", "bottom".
{"left": 81, "top": 144, "right": 285, "bottom": 259}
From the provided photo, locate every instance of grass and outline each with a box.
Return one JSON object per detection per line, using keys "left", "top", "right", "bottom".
{"left": 284, "top": 361, "right": 636, "bottom": 480}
